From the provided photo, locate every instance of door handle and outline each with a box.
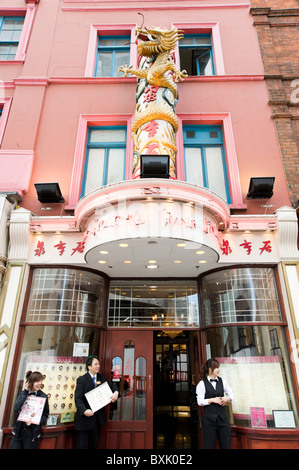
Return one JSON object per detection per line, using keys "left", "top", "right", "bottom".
{"left": 148, "top": 374, "right": 152, "bottom": 390}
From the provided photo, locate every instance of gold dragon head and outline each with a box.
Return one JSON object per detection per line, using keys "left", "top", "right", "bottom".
{"left": 136, "top": 26, "right": 184, "bottom": 57}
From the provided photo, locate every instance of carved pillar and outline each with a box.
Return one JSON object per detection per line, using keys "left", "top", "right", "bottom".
{"left": 0, "top": 208, "right": 31, "bottom": 405}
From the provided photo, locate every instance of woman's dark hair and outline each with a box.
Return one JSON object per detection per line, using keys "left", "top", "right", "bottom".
{"left": 201, "top": 358, "right": 220, "bottom": 379}
{"left": 86, "top": 355, "right": 99, "bottom": 371}
{"left": 25, "top": 370, "right": 43, "bottom": 392}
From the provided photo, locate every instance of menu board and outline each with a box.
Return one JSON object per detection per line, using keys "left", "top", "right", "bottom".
{"left": 25, "top": 356, "right": 86, "bottom": 424}
{"left": 18, "top": 395, "right": 46, "bottom": 425}
{"left": 85, "top": 381, "right": 113, "bottom": 412}
{"left": 217, "top": 356, "right": 289, "bottom": 419}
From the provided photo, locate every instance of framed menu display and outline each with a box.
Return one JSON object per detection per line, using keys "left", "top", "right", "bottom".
{"left": 18, "top": 395, "right": 46, "bottom": 425}
{"left": 273, "top": 410, "right": 296, "bottom": 428}
{"left": 25, "top": 355, "right": 86, "bottom": 425}
{"left": 217, "top": 356, "right": 289, "bottom": 419}
{"left": 85, "top": 381, "right": 113, "bottom": 412}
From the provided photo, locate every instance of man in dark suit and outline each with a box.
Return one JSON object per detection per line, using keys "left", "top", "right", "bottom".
{"left": 74, "top": 356, "right": 119, "bottom": 449}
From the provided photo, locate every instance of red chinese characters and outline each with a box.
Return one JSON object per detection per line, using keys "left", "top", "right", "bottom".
{"left": 34, "top": 240, "right": 84, "bottom": 257}
{"left": 220, "top": 239, "right": 273, "bottom": 256}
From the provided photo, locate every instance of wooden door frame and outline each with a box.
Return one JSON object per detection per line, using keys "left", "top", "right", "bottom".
{"left": 103, "top": 329, "right": 153, "bottom": 449}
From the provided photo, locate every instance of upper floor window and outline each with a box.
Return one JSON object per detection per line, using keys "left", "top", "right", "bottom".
{"left": 0, "top": 16, "right": 24, "bottom": 60}
{"left": 95, "top": 35, "right": 130, "bottom": 77}
{"left": 179, "top": 34, "right": 214, "bottom": 76}
{"left": 183, "top": 125, "right": 231, "bottom": 203}
{"left": 81, "top": 127, "right": 126, "bottom": 197}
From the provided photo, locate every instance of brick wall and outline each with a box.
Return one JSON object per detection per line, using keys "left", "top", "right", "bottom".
{"left": 250, "top": 3, "right": 299, "bottom": 208}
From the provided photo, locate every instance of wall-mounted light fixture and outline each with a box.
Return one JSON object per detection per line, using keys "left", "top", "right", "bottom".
{"left": 34, "top": 183, "right": 65, "bottom": 203}
{"left": 140, "top": 155, "right": 169, "bottom": 179}
{"left": 246, "top": 177, "right": 275, "bottom": 199}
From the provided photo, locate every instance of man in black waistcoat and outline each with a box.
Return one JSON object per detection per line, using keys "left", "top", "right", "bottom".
{"left": 196, "top": 358, "right": 234, "bottom": 449}
{"left": 74, "top": 356, "right": 119, "bottom": 449}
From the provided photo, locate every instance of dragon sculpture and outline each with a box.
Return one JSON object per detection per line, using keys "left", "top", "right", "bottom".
{"left": 119, "top": 26, "right": 187, "bottom": 178}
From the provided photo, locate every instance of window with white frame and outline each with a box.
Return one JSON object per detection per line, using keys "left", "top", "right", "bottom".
{"left": 179, "top": 34, "right": 214, "bottom": 76}
{"left": 95, "top": 35, "right": 130, "bottom": 77}
{"left": 0, "top": 16, "right": 25, "bottom": 60}
{"left": 81, "top": 127, "right": 126, "bottom": 197}
{"left": 183, "top": 125, "right": 231, "bottom": 203}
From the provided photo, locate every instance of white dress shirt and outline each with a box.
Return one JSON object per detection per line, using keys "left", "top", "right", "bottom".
{"left": 196, "top": 376, "right": 234, "bottom": 406}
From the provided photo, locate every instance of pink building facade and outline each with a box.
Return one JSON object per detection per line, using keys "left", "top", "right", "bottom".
{"left": 0, "top": 0, "right": 298, "bottom": 449}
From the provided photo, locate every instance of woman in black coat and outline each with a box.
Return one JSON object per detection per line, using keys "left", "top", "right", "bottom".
{"left": 11, "top": 370, "right": 49, "bottom": 449}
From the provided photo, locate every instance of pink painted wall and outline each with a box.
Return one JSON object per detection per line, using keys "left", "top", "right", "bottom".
{"left": 0, "top": 0, "right": 291, "bottom": 215}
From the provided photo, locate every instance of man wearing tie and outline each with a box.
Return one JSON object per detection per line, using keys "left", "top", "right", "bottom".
{"left": 74, "top": 356, "right": 119, "bottom": 449}
{"left": 196, "top": 358, "right": 234, "bottom": 449}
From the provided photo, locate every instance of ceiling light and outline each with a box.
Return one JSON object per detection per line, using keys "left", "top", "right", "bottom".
{"left": 196, "top": 250, "right": 205, "bottom": 255}
{"left": 148, "top": 260, "right": 157, "bottom": 264}
{"left": 98, "top": 260, "right": 106, "bottom": 264}
{"left": 146, "top": 265, "right": 158, "bottom": 269}
{"left": 99, "top": 250, "right": 108, "bottom": 254}
{"left": 174, "top": 260, "right": 182, "bottom": 263}
{"left": 177, "top": 243, "right": 186, "bottom": 247}
{"left": 123, "top": 260, "right": 132, "bottom": 263}
{"left": 119, "top": 243, "right": 128, "bottom": 247}
{"left": 198, "top": 260, "right": 207, "bottom": 264}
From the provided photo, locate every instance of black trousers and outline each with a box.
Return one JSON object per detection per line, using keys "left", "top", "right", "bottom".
{"left": 10, "top": 427, "right": 40, "bottom": 449}
{"left": 202, "top": 415, "right": 231, "bottom": 449}
{"left": 75, "top": 426, "right": 101, "bottom": 449}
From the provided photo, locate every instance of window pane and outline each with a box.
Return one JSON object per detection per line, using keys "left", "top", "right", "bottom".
{"left": 180, "top": 38, "right": 193, "bottom": 45}
{"left": 96, "top": 51, "right": 112, "bottom": 77}
{"left": 195, "top": 49, "right": 213, "bottom": 76}
{"left": 110, "top": 357, "right": 122, "bottom": 420}
{"left": 26, "top": 268, "right": 106, "bottom": 324}
{"left": 114, "top": 51, "right": 130, "bottom": 77}
{"left": 201, "top": 267, "right": 282, "bottom": 326}
{"left": 0, "top": 30, "right": 13, "bottom": 41}
{"left": 195, "top": 37, "right": 211, "bottom": 45}
{"left": 185, "top": 147, "right": 203, "bottom": 186}
{"left": 90, "top": 129, "right": 126, "bottom": 143}
{"left": 100, "top": 39, "right": 114, "bottom": 47}
{"left": 84, "top": 148, "right": 105, "bottom": 194}
{"left": 108, "top": 280, "right": 199, "bottom": 327}
{"left": 135, "top": 357, "right": 146, "bottom": 420}
{"left": 122, "top": 341, "right": 135, "bottom": 420}
{"left": 205, "top": 147, "right": 227, "bottom": 200}
{"left": 107, "top": 148, "right": 125, "bottom": 184}
{"left": 116, "top": 38, "right": 129, "bottom": 46}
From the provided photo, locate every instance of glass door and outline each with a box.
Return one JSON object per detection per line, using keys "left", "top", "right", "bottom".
{"left": 104, "top": 330, "right": 153, "bottom": 449}
{"left": 154, "top": 331, "right": 199, "bottom": 449}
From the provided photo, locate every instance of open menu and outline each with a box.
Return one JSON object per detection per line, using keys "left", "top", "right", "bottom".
{"left": 18, "top": 395, "right": 46, "bottom": 425}
{"left": 85, "top": 381, "right": 113, "bottom": 412}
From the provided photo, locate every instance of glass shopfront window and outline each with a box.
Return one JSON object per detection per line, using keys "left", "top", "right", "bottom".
{"left": 200, "top": 267, "right": 299, "bottom": 430}
{"left": 26, "top": 268, "right": 106, "bottom": 324}
{"left": 108, "top": 280, "right": 199, "bottom": 327}
{"left": 203, "top": 326, "right": 299, "bottom": 429}
{"left": 9, "top": 325, "right": 101, "bottom": 427}
{"left": 201, "top": 267, "right": 281, "bottom": 326}
{"left": 8, "top": 268, "right": 107, "bottom": 428}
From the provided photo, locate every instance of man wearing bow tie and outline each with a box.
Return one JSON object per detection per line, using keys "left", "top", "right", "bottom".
{"left": 196, "top": 358, "right": 234, "bottom": 449}
{"left": 74, "top": 356, "right": 119, "bottom": 449}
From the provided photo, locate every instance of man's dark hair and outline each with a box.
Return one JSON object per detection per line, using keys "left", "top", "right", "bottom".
{"left": 86, "top": 355, "right": 99, "bottom": 371}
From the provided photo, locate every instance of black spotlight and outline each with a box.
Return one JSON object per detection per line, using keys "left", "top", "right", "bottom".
{"left": 140, "top": 155, "right": 170, "bottom": 179}
{"left": 246, "top": 177, "right": 275, "bottom": 199}
{"left": 34, "top": 183, "right": 65, "bottom": 203}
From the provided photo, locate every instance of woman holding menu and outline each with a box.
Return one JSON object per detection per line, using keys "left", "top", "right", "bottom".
{"left": 11, "top": 371, "right": 49, "bottom": 449}
{"left": 74, "top": 356, "right": 119, "bottom": 449}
